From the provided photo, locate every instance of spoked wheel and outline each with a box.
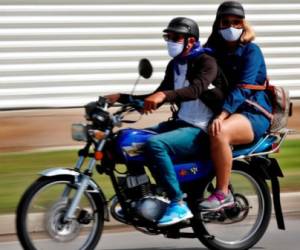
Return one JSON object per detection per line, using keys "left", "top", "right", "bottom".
{"left": 16, "top": 176, "right": 104, "bottom": 250}
{"left": 193, "top": 164, "right": 272, "bottom": 250}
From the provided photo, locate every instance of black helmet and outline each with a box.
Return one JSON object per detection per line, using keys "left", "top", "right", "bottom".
{"left": 163, "top": 17, "right": 199, "bottom": 40}
{"left": 217, "top": 1, "right": 245, "bottom": 18}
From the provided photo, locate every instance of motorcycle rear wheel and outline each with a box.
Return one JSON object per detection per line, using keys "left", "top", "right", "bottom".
{"left": 193, "top": 164, "right": 272, "bottom": 250}
{"left": 16, "top": 176, "right": 104, "bottom": 250}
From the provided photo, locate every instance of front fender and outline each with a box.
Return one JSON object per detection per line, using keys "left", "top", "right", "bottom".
{"left": 40, "top": 168, "right": 100, "bottom": 191}
{"left": 40, "top": 167, "right": 109, "bottom": 221}
{"left": 41, "top": 167, "right": 80, "bottom": 178}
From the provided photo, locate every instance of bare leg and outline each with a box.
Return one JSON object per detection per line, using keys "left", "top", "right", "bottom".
{"left": 210, "top": 114, "right": 254, "bottom": 194}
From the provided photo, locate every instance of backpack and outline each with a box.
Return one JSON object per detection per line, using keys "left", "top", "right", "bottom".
{"left": 267, "top": 85, "right": 291, "bottom": 132}
{"left": 238, "top": 81, "right": 292, "bottom": 132}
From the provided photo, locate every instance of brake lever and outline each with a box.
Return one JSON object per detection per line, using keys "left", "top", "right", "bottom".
{"left": 130, "top": 99, "right": 144, "bottom": 113}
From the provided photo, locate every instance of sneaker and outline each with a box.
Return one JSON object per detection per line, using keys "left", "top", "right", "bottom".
{"left": 199, "top": 190, "right": 234, "bottom": 211}
{"left": 157, "top": 202, "right": 193, "bottom": 227}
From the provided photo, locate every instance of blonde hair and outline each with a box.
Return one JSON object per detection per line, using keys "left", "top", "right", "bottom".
{"left": 240, "top": 20, "right": 256, "bottom": 43}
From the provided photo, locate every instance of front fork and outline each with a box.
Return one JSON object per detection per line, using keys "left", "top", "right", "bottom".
{"left": 64, "top": 174, "right": 91, "bottom": 221}
{"left": 61, "top": 156, "right": 85, "bottom": 199}
{"left": 63, "top": 132, "right": 109, "bottom": 222}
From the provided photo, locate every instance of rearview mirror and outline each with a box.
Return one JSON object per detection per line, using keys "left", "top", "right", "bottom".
{"left": 138, "top": 58, "right": 153, "bottom": 79}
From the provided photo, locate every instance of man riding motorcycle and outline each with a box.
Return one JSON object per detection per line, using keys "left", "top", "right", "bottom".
{"left": 105, "top": 17, "right": 228, "bottom": 226}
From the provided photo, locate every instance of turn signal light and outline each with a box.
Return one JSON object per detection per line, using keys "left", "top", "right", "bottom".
{"left": 88, "top": 129, "right": 106, "bottom": 140}
{"left": 93, "top": 130, "right": 105, "bottom": 140}
{"left": 95, "top": 151, "right": 104, "bottom": 160}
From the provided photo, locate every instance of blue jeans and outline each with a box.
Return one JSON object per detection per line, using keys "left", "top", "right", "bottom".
{"left": 144, "top": 120, "right": 207, "bottom": 202}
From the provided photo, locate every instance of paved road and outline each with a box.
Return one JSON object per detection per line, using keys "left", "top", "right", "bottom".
{"left": 1, "top": 216, "right": 299, "bottom": 250}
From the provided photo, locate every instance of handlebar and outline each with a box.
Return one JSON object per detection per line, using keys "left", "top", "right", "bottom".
{"left": 84, "top": 96, "right": 144, "bottom": 127}
{"left": 126, "top": 98, "right": 144, "bottom": 111}
{"left": 97, "top": 96, "right": 144, "bottom": 112}
{"left": 113, "top": 101, "right": 144, "bottom": 120}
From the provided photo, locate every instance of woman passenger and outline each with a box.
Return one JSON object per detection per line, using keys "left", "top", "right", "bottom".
{"left": 199, "top": 1, "right": 273, "bottom": 210}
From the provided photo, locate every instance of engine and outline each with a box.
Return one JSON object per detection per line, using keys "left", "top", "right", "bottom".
{"left": 111, "top": 173, "right": 169, "bottom": 223}
{"left": 135, "top": 196, "right": 169, "bottom": 222}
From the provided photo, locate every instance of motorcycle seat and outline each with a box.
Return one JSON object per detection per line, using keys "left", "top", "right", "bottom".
{"left": 232, "top": 134, "right": 279, "bottom": 158}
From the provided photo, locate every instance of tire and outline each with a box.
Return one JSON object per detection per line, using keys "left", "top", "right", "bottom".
{"left": 16, "top": 176, "right": 104, "bottom": 250}
{"left": 192, "top": 163, "right": 272, "bottom": 250}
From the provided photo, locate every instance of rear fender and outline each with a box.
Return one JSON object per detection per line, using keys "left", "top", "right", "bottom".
{"left": 40, "top": 167, "right": 109, "bottom": 221}
{"left": 249, "top": 157, "right": 284, "bottom": 179}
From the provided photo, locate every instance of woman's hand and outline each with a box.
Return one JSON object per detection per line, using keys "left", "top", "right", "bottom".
{"left": 104, "top": 93, "right": 120, "bottom": 104}
{"left": 209, "top": 111, "right": 230, "bottom": 136}
{"left": 209, "top": 117, "right": 223, "bottom": 136}
{"left": 240, "top": 20, "right": 255, "bottom": 43}
{"left": 143, "top": 91, "right": 166, "bottom": 114}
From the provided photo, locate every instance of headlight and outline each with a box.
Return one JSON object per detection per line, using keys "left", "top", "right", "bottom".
{"left": 71, "top": 123, "right": 88, "bottom": 141}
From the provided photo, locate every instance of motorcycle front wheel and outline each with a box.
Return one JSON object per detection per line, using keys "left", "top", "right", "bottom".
{"left": 193, "top": 164, "right": 272, "bottom": 250}
{"left": 16, "top": 176, "right": 104, "bottom": 250}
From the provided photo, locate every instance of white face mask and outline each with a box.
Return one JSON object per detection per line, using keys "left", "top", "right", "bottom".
{"left": 219, "top": 27, "right": 243, "bottom": 42}
{"left": 167, "top": 41, "right": 184, "bottom": 57}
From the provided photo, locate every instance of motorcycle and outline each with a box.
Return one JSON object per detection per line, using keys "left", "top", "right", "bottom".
{"left": 16, "top": 59, "right": 290, "bottom": 250}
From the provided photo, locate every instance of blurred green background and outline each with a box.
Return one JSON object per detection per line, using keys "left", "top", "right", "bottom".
{"left": 0, "top": 139, "right": 299, "bottom": 215}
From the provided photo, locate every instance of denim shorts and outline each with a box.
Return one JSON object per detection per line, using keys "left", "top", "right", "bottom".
{"left": 241, "top": 111, "right": 271, "bottom": 141}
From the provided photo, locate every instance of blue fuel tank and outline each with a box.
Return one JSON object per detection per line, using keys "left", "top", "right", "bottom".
{"left": 115, "top": 128, "right": 213, "bottom": 183}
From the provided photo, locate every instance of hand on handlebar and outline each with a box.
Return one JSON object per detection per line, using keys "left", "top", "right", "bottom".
{"left": 143, "top": 92, "right": 166, "bottom": 114}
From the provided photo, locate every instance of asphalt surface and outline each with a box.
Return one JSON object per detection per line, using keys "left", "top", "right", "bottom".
{"left": 0, "top": 215, "right": 299, "bottom": 250}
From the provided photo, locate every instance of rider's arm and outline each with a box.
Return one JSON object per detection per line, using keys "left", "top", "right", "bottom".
{"left": 117, "top": 61, "right": 174, "bottom": 104}
{"left": 162, "top": 54, "right": 218, "bottom": 102}
{"left": 240, "top": 20, "right": 256, "bottom": 44}
{"left": 222, "top": 43, "right": 264, "bottom": 114}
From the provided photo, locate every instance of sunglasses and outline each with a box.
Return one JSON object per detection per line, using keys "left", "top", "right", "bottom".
{"left": 163, "top": 33, "right": 185, "bottom": 43}
{"left": 221, "top": 18, "right": 243, "bottom": 27}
